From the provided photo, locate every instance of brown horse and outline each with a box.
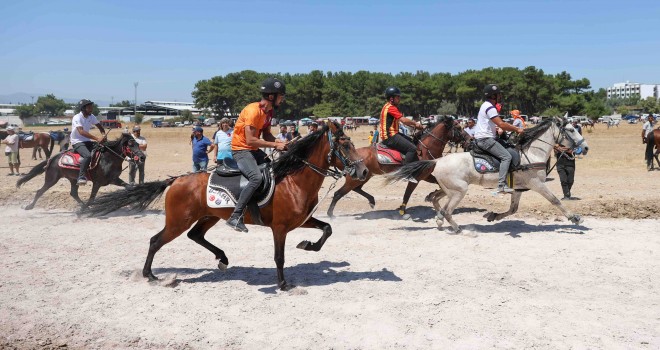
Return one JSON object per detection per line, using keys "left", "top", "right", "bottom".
{"left": 327, "top": 116, "right": 467, "bottom": 218}
{"left": 19, "top": 132, "right": 55, "bottom": 160}
{"left": 81, "top": 122, "right": 368, "bottom": 291}
{"left": 645, "top": 129, "right": 660, "bottom": 169}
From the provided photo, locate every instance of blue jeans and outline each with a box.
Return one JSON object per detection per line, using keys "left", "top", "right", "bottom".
{"left": 192, "top": 160, "right": 208, "bottom": 172}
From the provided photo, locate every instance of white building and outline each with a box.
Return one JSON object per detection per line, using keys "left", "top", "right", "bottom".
{"left": 606, "top": 82, "right": 659, "bottom": 100}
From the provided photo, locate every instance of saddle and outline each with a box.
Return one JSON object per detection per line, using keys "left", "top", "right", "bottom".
{"left": 470, "top": 143, "right": 520, "bottom": 174}
{"left": 49, "top": 131, "right": 65, "bottom": 142}
{"left": 58, "top": 149, "right": 102, "bottom": 179}
{"left": 376, "top": 143, "right": 404, "bottom": 165}
{"left": 18, "top": 131, "right": 34, "bottom": 142}
{"left": 206, "top": 158, "right": 275, "bottom": 225}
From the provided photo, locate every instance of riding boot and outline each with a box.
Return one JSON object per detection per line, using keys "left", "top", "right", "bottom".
{"left": 226, "top": 213, "right": 248, "bottom": 232}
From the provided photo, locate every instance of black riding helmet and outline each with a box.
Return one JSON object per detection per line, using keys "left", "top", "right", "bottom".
{"left": 78, "top": 99, "right": 94, "bottom": 110}
{"left": 385, "top": 86, "right": 401, "bottom": 99}
{"left": 260, "top": 77, "right": 286, "bottom": 96}
{"left": 483, "top": 84, "right": 502, "bottom": 100}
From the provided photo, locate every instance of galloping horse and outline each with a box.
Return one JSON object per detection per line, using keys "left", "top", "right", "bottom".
{"left": 17, "top": 132, "right": 145, "bottom": 210}
{"left": 387, "top": 117, "right": 589, "bottom": 233}
{"left": 0, "top": 131, "right": 55, "bottom": 160}
{"left": 81, "top": 122, "right": 368, "bottom": 291}
{"left": 645, "top": 129, "right": 660, "bottom": 169}
{"left": 327, "top": 116, "right": 467, "bottom": 218}
{"left": 581, "top": 119, "right": 595, "bottom": 131}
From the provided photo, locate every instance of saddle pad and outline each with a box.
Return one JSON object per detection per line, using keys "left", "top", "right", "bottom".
{"left": 206, "top": 168, "right": 275, "bottom": 209}
{"left": 470, "top": 148, "right": 521, "bottom": 174}
{"left": 59, "top": 151, "right": 82, "bottom": 169}
{"left": 376, "top": 144, "right": 404, "bottom": 165}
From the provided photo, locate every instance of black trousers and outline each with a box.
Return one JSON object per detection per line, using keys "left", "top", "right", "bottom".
{"left": 73, "top": 141, "right": 94, "bottom": 180}
{"left": 556, "top": 156, "right": 575, "bottom": 198}
{"left": 383, "top": 133, "right": 418, "bottom": 164}
{"left": 645, "top": 136, "right": 655, "bottom": 168}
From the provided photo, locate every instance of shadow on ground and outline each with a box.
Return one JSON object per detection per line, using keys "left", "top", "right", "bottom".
{"left": 152, "top": 260, "right": 402, "bottom": 294}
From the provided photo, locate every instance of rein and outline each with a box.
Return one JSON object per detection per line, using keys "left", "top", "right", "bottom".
{"left": 417, "top": 124, "right": 460, "bottom": 159}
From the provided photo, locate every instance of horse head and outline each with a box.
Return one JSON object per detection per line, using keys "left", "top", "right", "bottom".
{"left": 554, "top": 116, "right": 589, "bottom": 155}
{"left": 326, "top": 121, "right": 368, "bottom": 181}
{"left": 115, "top": 132, "right": 146, "bottom": 164}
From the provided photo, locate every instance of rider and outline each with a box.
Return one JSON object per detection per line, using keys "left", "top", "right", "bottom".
{"left": 473, "top": 84, "right": 523, "bottom": 193}
{"left": 226, "top": 77, "right": 288, "bottom": 232}
{"left": 70, "top": 99, "right": 106, "bottom": 185}
{"left": 379, "top": 86, "right": 424, "bottom": 165}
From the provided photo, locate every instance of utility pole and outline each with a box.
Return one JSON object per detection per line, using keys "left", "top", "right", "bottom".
{"left": 134, "top": 82, "right": 139, "bottom": 118}
{"left": 31, "top": 96, "right": 34, "bottom": 105}
{"left": 111, "top": 96, "right": 114, "bottom": 106}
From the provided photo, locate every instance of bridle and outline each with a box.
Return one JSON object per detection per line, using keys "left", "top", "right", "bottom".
{"left": 97, "top": 136, "right": 143, "bottom": 165}
{"left": 301, "top": 127, "right": 364, "bottom": 180}
{"left": 418, "top": 122, "right": 463, "bottom": 159}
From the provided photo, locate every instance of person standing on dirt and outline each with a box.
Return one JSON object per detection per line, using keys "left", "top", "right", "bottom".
{"left": 226, "top": 77, "right": 288, "bottom": 232}
{"left": 191, "top": 126, "right": 212, "bottom": 172}
{"left": 642, "top": 114, "right": 656, "bottom": 171}
{"left": 1, "top": 126, "right": 20, "bottom": 175}
{"left": 554, "top": 142, "right": 577, "bottom": 200}
{"left": 71, "top": 99, "right": 106, "bottom": 185}
{"left": 210, "top": 118, "right": 234, "bottom": 166}
{"left": 129, "top": 126, "right": 148, "bottom": 185}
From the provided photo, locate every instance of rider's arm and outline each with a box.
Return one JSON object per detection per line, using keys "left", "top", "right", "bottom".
{"left": 95, "top": 123, "right": 106, "bottom": 136}
{"left": 492, "top": 116, "right": 523, "bottom": 134}
{"left": 245, "top": 125, "right": 285, "bottom": 150}
{"left": 262, "top": 127, "right": 278, "bottom": 143}
{"left": 77, "top": 126, "right": 102, "bottom": 142}
{"left": 400, "top": 117, "right": 423, "bottom": 130}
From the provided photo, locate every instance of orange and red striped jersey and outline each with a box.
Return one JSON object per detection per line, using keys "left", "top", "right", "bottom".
{"left": 379, "top": 102, "right": 404, "bottom": 141}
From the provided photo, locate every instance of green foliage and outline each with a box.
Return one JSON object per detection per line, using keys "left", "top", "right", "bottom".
{"left": 639, "top": 97, "right": 659, "bottom": 114}
{"left": 15, "top": 105, "right": 35, "bottom": 120}
{"left": 180, "top": 110, "right": 194, "bottom": 122}
{"left": 192, "top": 67, "right": 609, "bottom": 119}
{"left": 35, "top": 94, "right": 68, "bottom": 117}
{"left": 134, "top": 113, "right": 144, "bottom": 125}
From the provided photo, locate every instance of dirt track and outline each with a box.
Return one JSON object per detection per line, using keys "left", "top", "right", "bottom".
{"left": 1, "top": 122, "right": 659, "bottom": 349}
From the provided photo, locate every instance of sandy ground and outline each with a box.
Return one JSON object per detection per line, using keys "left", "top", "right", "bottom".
{"left": 1, "top": 122, "right": 659, "bottom": 349}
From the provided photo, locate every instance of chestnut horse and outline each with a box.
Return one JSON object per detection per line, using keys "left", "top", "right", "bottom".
{"left": 16, "top": 132, "right": 145, "bottom": 210}
{"left": 81, "top": 122, "right": 368, "bottom": 291}
{"left": 0, "top": 131, "right": 55, "bottom": 160}
{"left": 645, "top": 129, "right": 660, "bottom": 169}
{"left": 327, "top": 116, "right": 467, "bottom": 218}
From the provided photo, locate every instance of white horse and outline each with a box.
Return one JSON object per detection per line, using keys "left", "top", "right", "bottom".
{"left": 387, "top": 116, "right": 589, "bottom": 233}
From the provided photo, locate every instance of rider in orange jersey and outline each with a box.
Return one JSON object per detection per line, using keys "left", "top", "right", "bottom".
{"left": 378, "top": 87, "right": 424, "bottom": 165}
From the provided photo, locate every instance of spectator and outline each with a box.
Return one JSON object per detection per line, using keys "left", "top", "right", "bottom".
{"left": 309, "top": 122, "right": 319, "bottom": 133}
{"left": 1, "top": 126, "right": 20, "bottom": 175}
{"left": 511, "top": 110, "right": 526, "bottom": 130}
{"left": 288, "top": 125, "right": 299, "bottom": 139}
{"left": 554, "top": 142, "right": 577, "bottom": 200}
{"left": 191, "top": 126, "right": 212, "bottom": 172}
{"left": 371, "top": 124, "right": 379, "bottom": 145}
{"left": 464, "top": 118, "right": 476, "bottom": 138}
{"left": 643, "top": 114, "right": 656, "bottom": 171}
{"left": 210, "top": 118, "right": 234, "bottom": 166}
{"left": 368, "top": 131, "right": 374, "bottom": 144}
{"left": 276, "top": 125, "right": 291, "bottom": 142}
{"left": 129, "top": 126, "right": 147, "bottom": 185}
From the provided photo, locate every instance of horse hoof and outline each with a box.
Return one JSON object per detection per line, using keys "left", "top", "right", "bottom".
{"left": 218, "top": 261, "right": 228, "bottom": 271}
{"left": 483, "top": 212, "right": 496, "bottom": 222}
{"left": 401, "top": 213, "right": 411, "bottom": 221}
{"left": 369, "top": 202, "right": 375, "bottom": 209}
{"left": 24, "top": 205, "right": 34, "bottom": 211}
{"left": 279, "top": 282, "right": 296, "bottom": 291}
{"left": 296, "top": 240, "right": 312, "bottom": 250}
{"left": 571, "top": 215, "right": 583, "bottom": 225}
{"left": 435, "top": 218, "right": 444, "bottom": 228}
{"left": 145, "top": 273, "right": 158, "bottom": 282}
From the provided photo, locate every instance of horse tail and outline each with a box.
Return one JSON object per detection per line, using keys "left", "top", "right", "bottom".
{"left": 16, "top": 159, "right": 48, "bottom": 188}
{"left": 47, "top": 133, "right": 55, "bottom": 158}
{"left": 646, "top": 131, "right": 656, "bottom": 165}
{"left": 385, "top": 160, "right": 437, "bottom": 184}
{"left": 80, "top": 179, "right": 175, "bottom": 217}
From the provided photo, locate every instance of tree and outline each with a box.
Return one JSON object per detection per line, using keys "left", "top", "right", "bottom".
{"left": 436, "top": 100, "right": 457, "bottom": 115}
{"left": 639, "top": 97, "right": 659, "bottom": 114}
{"left": 134, "top": 113, "right": 144, "bottom": 125}
{"left": 35, "top": 94, "right": 68, "bottom": 118}
{"left": 110, "top": 100, "right": 133, "bottom": 107}
{"left": 181, "top": 110, "right": 194, "bottom": 122}
{"left": 15, "top": 105, "right": 35, "bottom": 120}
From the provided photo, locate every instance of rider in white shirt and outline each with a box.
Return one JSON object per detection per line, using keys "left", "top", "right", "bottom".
{"left": 70, "top": 99, "right": 106, "bottom": 185}
{"left": 473, "top": 84, "right": 524, "bottom": 193}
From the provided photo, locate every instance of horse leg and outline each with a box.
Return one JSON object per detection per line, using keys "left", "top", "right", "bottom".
{"left": 186, "top": 216, "right": 229, "bottom": 269}
{"left": 80, "top": 183, "right": 101, "bottom": 212}
{"left": 110, "top": 176, "right": 130, "bottom": 188}
{"left": 24, "top": 168, "right": 61, "bottom": 210}
{"left": 32, "top": 147, "right": 38, "bottom": 160}
{"left": 353, "top": 184, "right": 375, "bottom": 208}
{"left": 144, "top": 217, "right": 196, "bottom": 280}
{"left": 327, "top": 177, "right": 359, "bottom": 218}
{"left": 527, "top": 179, "right": 582, "bottom": 225}
{"left": 296, "top": 217, "right": 332, "bottom": 252}
{"left": 398, "top": 182, "right": 418, "bottom": 218}
{"left": 439, "top": 189, "right": 467, "bottom": 233}
{"left": 425, "top": 189, "right": 447, "bottom": 228}
{"left": 68, "top": 178, "right": 84, "bottom": 205}
{"left": 272, "top": 228, "right": 293, "bottom": 291}
{"left": 484, "top": 191, "right": 522, "bottom": 222}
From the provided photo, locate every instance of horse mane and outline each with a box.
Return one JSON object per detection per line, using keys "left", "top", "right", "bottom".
{"left": 104, "top": 133, "right": 131, "bottom": 149}
{"left": 272, "top": 122, "right": 339, "bottom": 183}
{"left": 516, "top": 118, "right": 555, "bottom": 149}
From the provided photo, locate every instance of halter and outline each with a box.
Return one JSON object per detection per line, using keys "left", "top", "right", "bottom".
{"left": 97, "top": 136, "right": 142, "bottom": 165}
{"left": 300, "top": 127, "right": 364, "bottom": 180}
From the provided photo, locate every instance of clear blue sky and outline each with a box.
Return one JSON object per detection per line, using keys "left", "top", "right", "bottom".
{"left": 2, "top": 0, "right": 659, "bottom": 105}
